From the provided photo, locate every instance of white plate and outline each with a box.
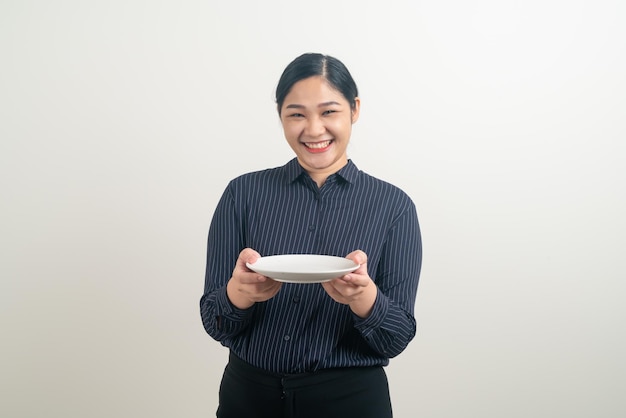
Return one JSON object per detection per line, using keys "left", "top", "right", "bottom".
{"left": 246, "top": 254, "right": 360, "bottom": 283}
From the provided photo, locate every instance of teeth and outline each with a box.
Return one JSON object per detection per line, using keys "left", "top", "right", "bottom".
{"left": 305, "top": 141, "right": 331, "bottom": 149}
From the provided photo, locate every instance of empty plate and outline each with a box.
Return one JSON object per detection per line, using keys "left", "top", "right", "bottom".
{"left": 246, "top": 254, "right": 360, "bottom": 283}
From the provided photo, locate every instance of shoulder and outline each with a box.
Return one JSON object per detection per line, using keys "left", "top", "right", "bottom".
{"left": 230, "top": 166, "right": 282, "bottom": 186}
{"left": 355, "top": 169, "right": 415, "bottom": 209}
{"left": 224, "top": 161, "right": 295, "bottom": 200}
{"left": 228, "top": 158, "right": 302, "bottom": 189}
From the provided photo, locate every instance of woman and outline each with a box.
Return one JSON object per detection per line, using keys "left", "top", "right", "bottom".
{"left": 200, "top": 53, "right": 422, "bottom": 418}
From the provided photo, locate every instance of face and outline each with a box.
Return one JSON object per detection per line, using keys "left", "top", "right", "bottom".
{"left": 279, "top": 76, "right": 360, "bottom": 185}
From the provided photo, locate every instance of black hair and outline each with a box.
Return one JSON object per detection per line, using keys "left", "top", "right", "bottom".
{"left": 275, "top": 53, "right": 359, "bottom": 115}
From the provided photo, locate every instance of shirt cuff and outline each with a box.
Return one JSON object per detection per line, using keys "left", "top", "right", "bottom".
{"left": 353, "top": 288, "right": 388, "bottom": 336}
{"left": 215, "top": 286, "right": 254, "bottom": 321}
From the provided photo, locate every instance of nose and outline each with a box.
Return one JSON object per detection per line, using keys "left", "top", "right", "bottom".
{"left": 304, "top": 116, "right": 325, "bottom": 137}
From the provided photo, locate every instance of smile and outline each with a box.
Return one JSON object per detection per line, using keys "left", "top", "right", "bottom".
{"left": 303, "top": 140, "right": 332, "bottom": 150}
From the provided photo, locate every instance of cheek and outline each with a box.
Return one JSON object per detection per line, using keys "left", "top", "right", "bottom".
{"left": 281, "top": 125, "right": 298, "bottom": 141}
{"left": 282, "top": 122, "right": 301, "bottom": 138}
{"left": 327, "top": 119, "right": 351, "bottom": 135}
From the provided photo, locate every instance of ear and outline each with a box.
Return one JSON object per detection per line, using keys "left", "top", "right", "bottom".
{"left": 351, "top": 97, "right": 361, "bottom": 124}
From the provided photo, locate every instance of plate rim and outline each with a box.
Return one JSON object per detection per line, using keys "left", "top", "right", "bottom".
{"left": 245, "top": 254, "right": 359, "bottom": 283}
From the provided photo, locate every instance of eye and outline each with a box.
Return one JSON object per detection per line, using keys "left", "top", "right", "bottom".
{"left": 288, "top": 112, "right": 304, "bottom": 118}
{"left": 322, "top": 109, "right": 337, "bottom": 116}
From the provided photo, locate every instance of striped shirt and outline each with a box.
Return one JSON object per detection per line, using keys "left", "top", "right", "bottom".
{"left": 200, "top": 158, "right": 422, "bottom": 374}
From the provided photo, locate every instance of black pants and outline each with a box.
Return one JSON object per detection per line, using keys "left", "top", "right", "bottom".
{"left": 217, "top": 353, "right": 393, "bottom": 418}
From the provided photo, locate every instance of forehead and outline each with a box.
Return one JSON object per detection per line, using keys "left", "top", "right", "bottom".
{"left": 282, "top": 76, "right": 347, "bottom": 105}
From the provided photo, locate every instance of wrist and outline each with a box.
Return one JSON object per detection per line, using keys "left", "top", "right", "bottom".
{"left": 350, "top": 284, "right": 377, "bottom": 319}
{"left": 226, "top": 279, "right": 255, "bottom": 310}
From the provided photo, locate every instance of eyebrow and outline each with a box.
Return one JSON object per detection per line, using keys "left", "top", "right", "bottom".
{"left": 285, "top": 101, "right": 342, "bottom": 109}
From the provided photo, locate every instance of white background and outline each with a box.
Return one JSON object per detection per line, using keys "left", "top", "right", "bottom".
{"left": 1, "top": 1, "right": 625, "bottom": 417}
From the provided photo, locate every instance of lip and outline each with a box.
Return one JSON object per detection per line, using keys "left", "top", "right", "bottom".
{"left": 302, "top": 140, "right": 333, "bottom": 153}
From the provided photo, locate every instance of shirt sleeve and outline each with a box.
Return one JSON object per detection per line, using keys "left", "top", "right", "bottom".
{"left": 199, "top": 182, "right": 255, "bottom": 342}
{"left": 353, "top": 202, "right": 422, "bottom": 358}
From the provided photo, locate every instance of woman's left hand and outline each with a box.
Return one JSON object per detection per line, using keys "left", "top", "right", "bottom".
{"left": 321, "top": 250, "right": 377, "bottom": 319}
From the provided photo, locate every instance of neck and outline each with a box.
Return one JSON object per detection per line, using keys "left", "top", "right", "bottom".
{"left": 300, "top": 158, "right": 348, "bottom": 188}
{"left": 310, "top": 174, "right": 327, "bottom": 188}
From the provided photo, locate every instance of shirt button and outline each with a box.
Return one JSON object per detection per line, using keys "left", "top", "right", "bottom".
{"left": 308, "top": 225, "right": 316, "bottom": 231}
{"left": 283, "top": 335, "right": 291, "bottom": 341}
{"left": 293, "top": 296, "right": 300, "bottom": 303}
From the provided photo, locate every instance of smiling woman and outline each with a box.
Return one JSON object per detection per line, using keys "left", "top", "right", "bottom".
{"left": 276, "top": 54, "right": 361, "bottom": 187}
{"left": 279, "top": 76, "right": 360, "bottom": 187}
{"left": 199, "top": 53, "right": 422, "bottom": 418}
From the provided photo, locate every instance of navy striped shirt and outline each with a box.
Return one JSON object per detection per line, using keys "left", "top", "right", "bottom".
{"left": 200, "top": 158, "right": 422, "bottom": 374}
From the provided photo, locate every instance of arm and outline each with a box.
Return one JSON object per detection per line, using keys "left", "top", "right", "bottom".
{"left": 199, "top": 184, "right": 282, "bottom": 343}
{"left": 323, "top": 204, "right": 422, "bottom": 357}
{"left": 199, "top": 184, "right": 251, "bottom": 342}
{"left": 199, "top": 183, "right": 254, "bottom": 342}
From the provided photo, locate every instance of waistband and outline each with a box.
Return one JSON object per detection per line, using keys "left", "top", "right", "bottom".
{"left": 227, "top": 352, "right": 381, "bottom": 390}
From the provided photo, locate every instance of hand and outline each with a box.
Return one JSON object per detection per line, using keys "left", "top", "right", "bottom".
{"left": 226, "top": 248, "right": 282, "bottom": 309}
{"left": 321, "top": 250, "right": 377, "bottom": 318}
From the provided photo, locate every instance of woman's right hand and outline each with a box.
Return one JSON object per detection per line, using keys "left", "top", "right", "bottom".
{"left": 226, "top": 248, "right": 282, "bottom": 309}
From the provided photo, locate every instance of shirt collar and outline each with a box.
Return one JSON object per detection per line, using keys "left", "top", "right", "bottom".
{"left": 283, "top": 158, "right": 359, "bottom": 185}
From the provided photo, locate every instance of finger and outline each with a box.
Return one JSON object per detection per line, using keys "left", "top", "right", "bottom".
{"left": 339, "top": 273, "right": 370, "bottom": 287}
{"left": 321, "top": 281, "right": 346, "bottom": 303}
{"left": 323, "top": 279, "right": 349, "bottom": 296}
{"left": 244, "top": 279, "right": 283, "bottom": 303}
{"left": 238, "top": 271, "right": 269, "bottom": 284}
{"left": 345, "top": 250, "right": 368, "bottom": 277}
{"left": 346, "top": 249, "right": 367, "bottom": 266}
{"left": 240, "top": 247, "right": 262, "bottom": 263}
{"left": 328, "top": 278, "right": 363, "bottom": 297}
{"left": 238, "top": 248, "right": 261, "bottom": 269}
{"left": 321, "top": 281, "right": 333, "bottom": 292}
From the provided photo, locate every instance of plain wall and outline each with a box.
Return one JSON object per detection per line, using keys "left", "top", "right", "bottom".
{"left": 1, "top": 1, "right": 624, "bottom": 417}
